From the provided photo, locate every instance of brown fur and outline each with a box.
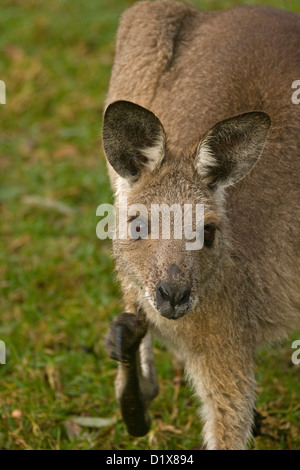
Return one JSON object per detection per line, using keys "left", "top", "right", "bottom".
{"left": 102, "top": 0, "right": 300, "bottom": 449}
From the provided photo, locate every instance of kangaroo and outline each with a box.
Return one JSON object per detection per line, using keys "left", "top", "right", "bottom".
{"left": 102, "top": 0, "right": 300, "bottom": 450}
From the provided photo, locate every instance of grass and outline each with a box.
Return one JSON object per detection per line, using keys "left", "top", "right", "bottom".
{"left": 0, "top": 0, "right": 300, "bottom": 450}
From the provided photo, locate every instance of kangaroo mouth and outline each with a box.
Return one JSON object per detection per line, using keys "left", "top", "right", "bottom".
{"left": 143, "top": 287, "right": 197, "bottom": 320}
{"left": 155, "top": 278, "right": 194, "bottom": 320}
{"left": 156, "top": 302, "right": 192, "bottom": 320}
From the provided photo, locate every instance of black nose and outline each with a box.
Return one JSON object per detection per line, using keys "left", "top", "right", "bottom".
{"left": 156, "top": 281, "right": 191, "bottom": 319}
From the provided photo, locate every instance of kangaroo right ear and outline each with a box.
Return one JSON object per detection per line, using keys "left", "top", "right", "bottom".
{"left": 102, "top": 101, "right": 166, "bottom": 182}
{"left": 196, "top": 111, "right": 271, "bottom": 190}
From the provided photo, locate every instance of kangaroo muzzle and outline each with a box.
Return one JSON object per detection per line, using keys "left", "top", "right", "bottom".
{"left": 156, "top": 279, "right": 191, "bottom": 320}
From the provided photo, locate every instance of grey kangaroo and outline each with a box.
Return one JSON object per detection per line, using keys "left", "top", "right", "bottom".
{"left": 102, "top": 0, "right": 300, "bottom": 449}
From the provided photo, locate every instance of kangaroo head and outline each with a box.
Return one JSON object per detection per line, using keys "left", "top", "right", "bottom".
{"left": 102, "top": 101, "right": 270, "bottom": 320}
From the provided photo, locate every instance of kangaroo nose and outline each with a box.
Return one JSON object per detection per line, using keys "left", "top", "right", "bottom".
{"left": 158, "top": 283, "right": 191, "bottom": 305}
{"left": 156, "top": 281, "right": 191, "bottom": 319}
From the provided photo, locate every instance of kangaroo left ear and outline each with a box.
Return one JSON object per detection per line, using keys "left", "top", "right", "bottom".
{"left": 196, "top": 112, "right": 271, "bottom": 190}
{"left": 102, "top": 100, "right": 166, "bottom": 182}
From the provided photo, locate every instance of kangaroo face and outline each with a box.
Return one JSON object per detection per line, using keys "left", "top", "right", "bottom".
{"left": 113, "top": 162, "right": 223, "bottom": 320}
{"left": 103, "top": 101, "right": 270, "bottom": 320}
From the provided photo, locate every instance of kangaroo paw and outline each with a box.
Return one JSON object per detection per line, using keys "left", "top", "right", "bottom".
{"left": 106, "top": 312, "right": 148, "bottom": 363}
{"left": 106, "top": 311, "right": 151, "bottom": 436}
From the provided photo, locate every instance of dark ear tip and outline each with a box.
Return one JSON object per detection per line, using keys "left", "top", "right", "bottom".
{"left": 103, "top": 100, "right": 155, "bottom": 122}
{"left": 104, "top": 100, "right": 136, "bottom": 114}
{"left": 246, "top": 111, "right": 271, "bottom": 129}
{"left": 103, "top": 101, "right": 133, "bottom": 126}
{"left": 255, "top": 111, "right": 271, "bottom": 126}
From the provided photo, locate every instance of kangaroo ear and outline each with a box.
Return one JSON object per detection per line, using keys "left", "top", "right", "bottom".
{"left": 196, "top": 112, "right": 271, "bottom": 190}
{"left": 102, "top": 101, "right": 166, "bottom": 182}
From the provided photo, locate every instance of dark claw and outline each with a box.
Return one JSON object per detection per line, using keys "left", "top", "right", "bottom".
{"left": 121, "top": 401, "right": 151, "bottom": 437}
{"left": 252, "top": 409, "right": 266, "bottom": 437}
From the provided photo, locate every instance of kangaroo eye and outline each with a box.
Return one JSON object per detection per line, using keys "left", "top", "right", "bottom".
{"left": 129, "top": 216, "right": 149, "bottom": 240}
{"left": 204, "top": 225, "right": 216, "bottom": 247}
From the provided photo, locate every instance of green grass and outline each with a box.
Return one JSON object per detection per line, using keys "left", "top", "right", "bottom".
{"left": 0, "top": 0, "right": 300, "bottom": 450}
